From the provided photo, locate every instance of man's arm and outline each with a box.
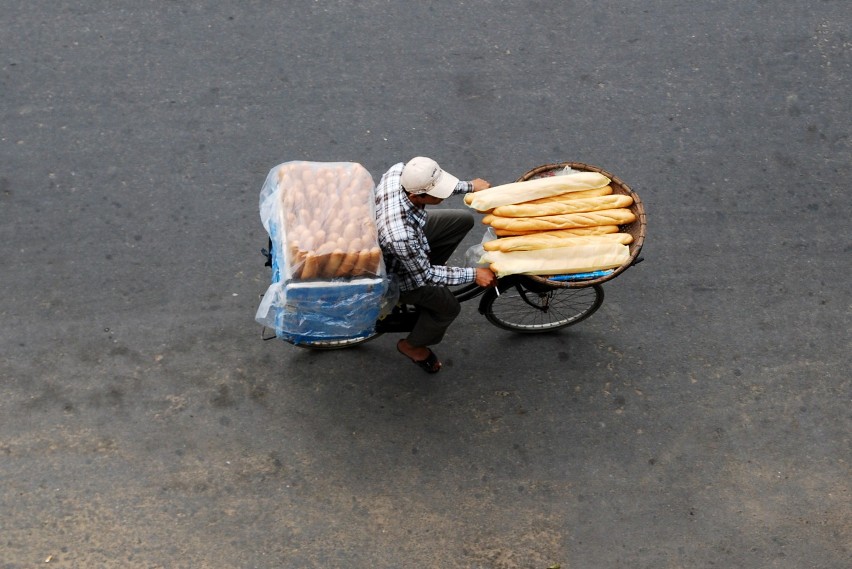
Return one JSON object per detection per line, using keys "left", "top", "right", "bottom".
{"left": 452, "top": 178, "right": 491, "bottom": 195}
{"left": 388, "top": 238, "right": 476, "bottom": 288}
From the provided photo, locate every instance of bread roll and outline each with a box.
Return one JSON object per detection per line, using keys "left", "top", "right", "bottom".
{"left": 491, "top": 194, "right": 633, "bottom": 218}
{"left": 288, "top": 242, "right": 301, "bottom": 262}
{"left": 335, "top": 250, "right": 360, "bottom": 277}
{"left": 487, "top": 208, "right": 636, "bottom": 232}
{"left": 301, "top": 252, "right": 320, "bottom": 279}
{"left": 313, "top": 253, "right": 330, "bottom": 278}
{"left": 322, "top": 249, "right": 346, "bottom": 278}
{"left": 342, "top": 222, "right": 359, "bottom": 241}
{"left": 367, "top": 247, "right": 383, "bottom": 276}
{"left": 313, "top": 242, "right": 337, "bottom": 277}
{"left": 352, "top": 249, "right": 373, "bottom": 276}
{"left": 290, "top": 248, "right": 307, "bottom": 278}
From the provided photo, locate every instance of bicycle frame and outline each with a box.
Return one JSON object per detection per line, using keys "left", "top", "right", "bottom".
{"left": 375, "top": 275, "right": 558, "bottom": 334}
{"left": 453, "top": 274, "right": 554, "bottom": 308}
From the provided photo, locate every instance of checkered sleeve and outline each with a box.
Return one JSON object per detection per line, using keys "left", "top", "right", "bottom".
{"left": 386, "top": 234, "right": 476, "bottom": 289}
{"left": 453, "top": 180, "right": 474, "bottom": 195}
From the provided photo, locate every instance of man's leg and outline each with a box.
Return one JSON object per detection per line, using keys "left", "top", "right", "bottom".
{"left": 397, "top": 209, "right": 472, "bottom": 370}
{"left": 425, "top": 209, "right": 474, "bottom": 265}
{"left": 399, "top": 285, "right": 461, "bottom": 347}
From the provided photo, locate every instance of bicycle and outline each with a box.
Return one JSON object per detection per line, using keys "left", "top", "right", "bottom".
{"left": 281, "top": 274, "right": 608, "bottom": 350}
{"left": 259, "top": 161, "right": 646, "bottom": 350}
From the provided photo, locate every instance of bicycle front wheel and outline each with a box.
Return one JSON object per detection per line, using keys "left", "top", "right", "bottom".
{"left": 480, "top": 282, "right": 604, "bottom": 333}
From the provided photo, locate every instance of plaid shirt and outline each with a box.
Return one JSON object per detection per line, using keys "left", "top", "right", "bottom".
{"left": 375, "top": 162, "right": 476, "bottom": 292}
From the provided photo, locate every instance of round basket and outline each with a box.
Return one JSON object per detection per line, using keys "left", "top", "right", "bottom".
{"left": 514, "top": 162, "right": 646, "bottom": 288}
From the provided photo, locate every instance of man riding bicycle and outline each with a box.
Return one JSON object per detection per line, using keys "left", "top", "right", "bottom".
{"left": 374, "top": 156, "right": 497, "bottom": 374}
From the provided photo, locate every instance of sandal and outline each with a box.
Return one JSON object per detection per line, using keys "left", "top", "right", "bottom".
{"left": 397, "top": 340, "right": 442, "bottom": 374}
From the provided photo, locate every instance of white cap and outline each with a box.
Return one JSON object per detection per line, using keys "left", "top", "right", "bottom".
{"left": 400, "top": 156, "right": 460, "bottom": 199}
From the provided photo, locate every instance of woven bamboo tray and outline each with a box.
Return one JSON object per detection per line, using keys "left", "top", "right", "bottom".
{"left": 515, "top": 162, "right": 646, "bottom": 288}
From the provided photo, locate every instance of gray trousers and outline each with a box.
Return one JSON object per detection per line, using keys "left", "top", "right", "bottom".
{"left": 399, "top": 209, "right": 474, "bottom": 347}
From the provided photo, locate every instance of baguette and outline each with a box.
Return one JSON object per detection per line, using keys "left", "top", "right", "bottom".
{"left": 491, "top": 194, "right": 633, "bottom": 218}
{"left": 483, "top": 232, "right": 632, "bottom": 252}
{"left": 466, "top": 171, "right": 610, "bottom": 212}
{"left": 522, "top": 185, "right": 613, "bottom": 203}
{"left": 474, "top": 187, "right": 613, "bottom": 216}
{"left": 484, "top": 242, "right": 631, "bottom": 277}
{"left": 486, "top": 208, "right": 636, "bottom": 232}
{"left": 493, "top": 225, "right": 620, "bottom": 237}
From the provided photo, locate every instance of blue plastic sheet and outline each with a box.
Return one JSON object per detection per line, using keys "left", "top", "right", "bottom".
{"left": 546, "top": 269, "right": 614, "bottom": 282}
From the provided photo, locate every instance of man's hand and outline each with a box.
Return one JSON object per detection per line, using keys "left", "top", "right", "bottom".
{"left": 471, "top": 178, "right": 491, "bottom": 192}
{"left": 475, "top": 267, "right": 498, "bottom": 288}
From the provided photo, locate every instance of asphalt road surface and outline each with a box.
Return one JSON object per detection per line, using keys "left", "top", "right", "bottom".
{"left": 2, "top": 1, "right": 849, "bottom": 568}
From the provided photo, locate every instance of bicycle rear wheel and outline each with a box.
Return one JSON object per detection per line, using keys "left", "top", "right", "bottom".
{"left": 480, "top": 282, "right": 604, "bottom": 333}
{"left": 293, "top": 332, "right": 381, "bottom": 350}
{"left": 291, "top": 302, "right": 419, "bottom": 350}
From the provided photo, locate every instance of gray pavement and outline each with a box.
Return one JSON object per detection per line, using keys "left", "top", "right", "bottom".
{"left": 1, "top": 1, "right": 850, "bottom": 568}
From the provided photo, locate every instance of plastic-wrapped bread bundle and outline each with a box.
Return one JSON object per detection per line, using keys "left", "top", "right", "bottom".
{"left": 256, "top": 161, "right": 390, "bottom": 344}
{"left": 272, "top": 161, "right": 382, "bottom": 280}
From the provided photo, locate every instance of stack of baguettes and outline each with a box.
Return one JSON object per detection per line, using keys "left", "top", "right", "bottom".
{"left": 276, "top": 162, "right": 383, "bottom": 280}
{"left": 464, "top": 171, "right": 636, "bottom": 277}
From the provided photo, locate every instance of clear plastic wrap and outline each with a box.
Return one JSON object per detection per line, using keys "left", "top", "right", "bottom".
{"left": 464, "top": 227, "right": 498, "bottom": 269}
{"left": 255, "top": 161, "right": 390, "bottom": 344}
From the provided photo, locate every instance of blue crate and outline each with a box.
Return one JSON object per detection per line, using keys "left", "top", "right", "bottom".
{"left": 274, "top": 277, "right": 386, "bottom": 344}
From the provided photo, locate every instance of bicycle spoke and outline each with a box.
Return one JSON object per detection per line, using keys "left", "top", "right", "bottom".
{"left": 483, "top": 284, "right": 603, "bottom": 333}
